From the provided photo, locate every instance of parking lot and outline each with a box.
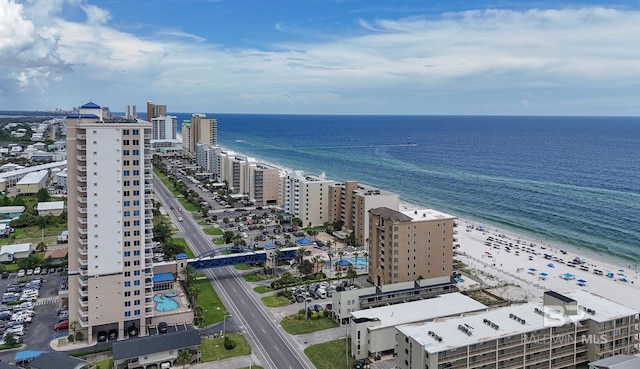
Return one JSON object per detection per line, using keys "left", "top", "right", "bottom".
{"left": 0, "top": 270, "right": 64, "bottom": 364}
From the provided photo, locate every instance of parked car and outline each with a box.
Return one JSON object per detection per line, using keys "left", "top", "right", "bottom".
{"left": 1, "top": 272, "right": 9, "bottom": 279}
{"left": 54, "top": 320, "right": 69, "bottom": 330}
{"left": 17, "top": 270, "right": 25, "bottom": 278}
{"left": 158, "top": 321, "right": 168, "bottom": 333}
{"left": 97, "top": 330, "right": 108, "bottom": 342}
{"left": 34, "top": 267, "right": 41, "bottom": 275}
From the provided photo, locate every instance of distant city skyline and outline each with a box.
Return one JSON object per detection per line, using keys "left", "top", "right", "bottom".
{"left": 2, "top": 0, "right": 640, "bottom": 116}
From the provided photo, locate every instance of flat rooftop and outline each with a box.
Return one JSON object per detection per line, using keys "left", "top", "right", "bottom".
{"left": 351, "top": 292, "right": 487, "bottom": 330}
{"left": 397, "top": 289, "right": 638, "bottom": 353}
{"left": 401, "top": 208, "right": 458, "bottom": 222}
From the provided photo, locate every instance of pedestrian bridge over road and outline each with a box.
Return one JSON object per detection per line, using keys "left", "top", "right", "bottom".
{"left": 186, "top": 246, "right": 299, "bottom": 269}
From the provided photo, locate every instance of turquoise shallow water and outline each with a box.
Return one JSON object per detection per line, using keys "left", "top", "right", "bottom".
{"left": 170, "top": 114, "right": 640, "bottom": 264}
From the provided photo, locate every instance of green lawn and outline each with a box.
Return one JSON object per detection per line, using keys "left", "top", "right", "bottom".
{"left": 253, "top": 285, "right": 272, "bottom": 294}
{"left": 305, "top": 339, "right": 354, "bottom": 369}
{"left": 204, "top": 227, "right": 223, "bottom": 235}
{"left": 178, "top": 198, "right": 199, "bottom": 211}
{"left": 92, "top": 357, "right": 113, "bottom": 369}
{"left": 1, "top": 222, "right": 67, "bottom": 246}
{"left": 234, "top": 264, "right": 253, "bottom": 270}
{"left": 242, "top": 272, "right": 270, "bottom": 282}
{"left": 195, "top": 278, "right": 228, "bottom": 324}
{"left": 154, "top": 168, "right": 182, "bottom": 196}
{"left": 261, "top": 295, "right": 290, "bottom": 308}
{"left": 200, "top": 334, "right": 251, "bottom": 362}
{"left": 171, "top": 237, "right": 194, "bottom": 258}
{"left": 213, "top": 238, "right": 226, "bottom": 245}
{"left": 281, "top": 313, "right": 338, "bottom": 334}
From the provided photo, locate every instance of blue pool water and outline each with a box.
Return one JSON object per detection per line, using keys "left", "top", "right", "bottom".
{"left": 154, "top": 293, "right": 179, "bottom": 311}
{"left": 343, "top": 257, "right": 368, "bottom": 269}
{"left": 165, "top": 291, "right": 178, "bottom": 297}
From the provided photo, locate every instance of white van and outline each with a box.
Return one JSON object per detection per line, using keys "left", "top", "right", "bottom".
{"left": 160, "top": 362, "right": 172, "bottom": 369}
{"left": 178, "top": 217, "right": 183, "bottom": 222}
{"left": 317, "top": 288, "right": 327, "bottom": 299}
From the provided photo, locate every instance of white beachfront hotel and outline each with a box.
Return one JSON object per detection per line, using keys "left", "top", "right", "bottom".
{"left": 394, "top": 290, "right": 639, "bottom": 369}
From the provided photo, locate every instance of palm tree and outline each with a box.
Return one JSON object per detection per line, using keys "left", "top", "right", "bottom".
{"left": 176, "top": 349, "right": 193, "bottom": 369}
{"left": 337, "top": 250, "right": 346, "bottom": 271}
{"left": 353, "top": 251, "right": 360, "bottom": 270}
{"left": 181, "top": 264, "right": 196, "bottom": 290}
{"left": 296, "top": 247, "right": 306, "bottom": 265}
{"left": 273, "top": 248, "right": 282, "bottom": 278}
{"left": 312, "top": 255, "right": 322, "bottom": 275}
{"left": 327, "top": 251, "right": 334, "bottom": 271}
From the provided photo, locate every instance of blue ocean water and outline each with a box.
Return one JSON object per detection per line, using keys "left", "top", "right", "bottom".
{"left": 172, "top": 114, "right": 640, "bottom": 263}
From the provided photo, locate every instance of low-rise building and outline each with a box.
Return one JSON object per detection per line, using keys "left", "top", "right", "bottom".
{"left": 112, "top": 328, "right": 201, "bottom": 369}
{"left": 589, "top": 354, "right": 640, "bottom": 368}
{"left": 36, "top": 201, "right": 65, "bottom": 216}
{"left": 0, "top": 206, "right": 25, "bottom": 221}
{"left": 0, "top": 243, "right": 33, "bottom": 262}
{"left": 395, "top": 290, "right": 640, "bottom": 369}
{"left": 350, "top": 292, "right": 487, "bottom": 360}
{"left": 331, "top": 276, "right": 458, "bottom": 324}
{"left": 16, "top": 170, "right": 48, "bottom": 195}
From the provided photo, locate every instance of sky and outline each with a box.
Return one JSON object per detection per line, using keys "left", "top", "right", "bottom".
{"left": 2, "top": 0, "right": 640, "bottom": 116}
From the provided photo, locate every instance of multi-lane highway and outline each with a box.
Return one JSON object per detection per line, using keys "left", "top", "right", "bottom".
{"left": 153, "top": 175, "right": 315, "bottom": 369}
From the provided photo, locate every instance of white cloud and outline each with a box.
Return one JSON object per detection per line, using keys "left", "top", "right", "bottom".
{"left": 2, "top": 3, "right": 640, "bottom": 114}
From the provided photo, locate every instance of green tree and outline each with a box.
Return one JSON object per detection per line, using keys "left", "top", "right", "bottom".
{"left": 296, "top": 247, "right": 306, "bottom": 265}
{"left": 36, "top": 241, "right": 47, "bottom": 252}
{"left": 18, "top": 254, "right": 40, "bottom": 269}
{"left": 3, "top": 332, "right": 16, "bottom": 347}
{"left": 36, "top": 188, "right": 50, "bottom": 202}
{"left": 347, "top": 266, "right": 358, "bottom": 285}
{"left": 162, "top": 240, "right": 186, "bottom": 259}
{"left": 181, "top": 264, "right": 197, "bottom": 291}
{"left": 223, "top": 231, "right": 235, "bottom": 244}
{"left": 153, "top": 221, "right": 172, "bottom": 243}
{"left": 176, "top": 349, "right": 193, "bottom": 369}
{"left": 297, "top": 259, "right": 313, "bottom": 277}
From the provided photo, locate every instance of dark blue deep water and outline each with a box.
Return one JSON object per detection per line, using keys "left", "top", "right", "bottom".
{"left": 174, "top": 114, "right": 640, "bottom": 263}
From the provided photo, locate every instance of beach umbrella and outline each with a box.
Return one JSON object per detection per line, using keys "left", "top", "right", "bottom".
{"left": 577, "top": 279, "right": 587, "bottom": 283}
{"left": 528, "top": 267, "right": 537, "bottom": 272}
{"left": 547, "top": 263, "right": 555, "bottom": 268}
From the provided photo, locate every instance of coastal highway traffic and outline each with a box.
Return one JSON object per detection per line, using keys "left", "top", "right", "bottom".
{"left": 152, "top": 174, "right": 315, "bottom": 369}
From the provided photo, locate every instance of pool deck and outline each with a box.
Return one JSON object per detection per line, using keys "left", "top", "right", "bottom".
{"left": 154, "top": 289, "right": 191, "bottom": 317}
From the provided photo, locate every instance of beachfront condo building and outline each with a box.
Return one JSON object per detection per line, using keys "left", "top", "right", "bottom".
{"left": 125, "top": 104, "right": 137, "bottom": 119}
{"left": 146, "top": 101, "right": 166, "bottom": 121}
{"left": 66, "top": 102, "right": 156, "bottom": 343}
{"left": 283, "top": 170, "right": 333, "bottom": 227}
{"left": 249, "top": 162, "right": 281, "bottom": 206}
{"left": 395, "top": 290, "right": 640, "bottom": 369}
{"left": 368, "top": 207, "right": 457, "bottom": 285}
{"left": 350, "top": 292, "right": 487, "bottom": 360}
{"left": 182, "top": 113, "right": 217, "bottom": 157}
{"left": 151, "top": 115, "right": 178, "bottom": 140}
{"left": 181, "top": 120, "right": 193, "bottom": 155}
{"left": 328, "top": 181, "right": 399, "bottom": 246}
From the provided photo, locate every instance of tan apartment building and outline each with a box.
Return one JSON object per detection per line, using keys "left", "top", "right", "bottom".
{"left": 368, "top": 207, "right": 457, "bottom": 285}
{"left": 66, "top": 102, "right": 159, "bottom": 342}
{"left": 329, "top": 181, "right": 399, "bottom": 245}
{"left": 182, "top": 113, "right": 217, "bottom": 157}
{"left": 146, "top": 101, "right": 166, "bottom": 122}
{"left": 395, "top": 290, "right": 640, "bottom": 369}
{"left": 249, "top": 162, "right": 280, "bottom": 206}
{"left": 283, "top": 170, "right": 333, "bottom": 227}
{"left": 181, "top": 121, "right": 194, "bottom": 155}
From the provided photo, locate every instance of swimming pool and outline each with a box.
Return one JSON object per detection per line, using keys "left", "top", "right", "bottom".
{"left": 154, "top": 293, "right": 179, "bottom": 312}
{"left": 342, "top": 257, "right": 368, "bottom": 269}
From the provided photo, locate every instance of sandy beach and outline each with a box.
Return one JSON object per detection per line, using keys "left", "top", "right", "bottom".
{"left": 397, "top": 202, "right": 640, "bottom": 311}
{"left": 454, "top": 220, "right": 640, "bottom": 311}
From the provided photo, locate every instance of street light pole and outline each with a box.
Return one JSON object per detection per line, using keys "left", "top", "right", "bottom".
{"left": 223, "top": 310, "right": 226, "bottom": 338}
{"left": 204, "top": 309, "right": 208, "bottom": 337}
